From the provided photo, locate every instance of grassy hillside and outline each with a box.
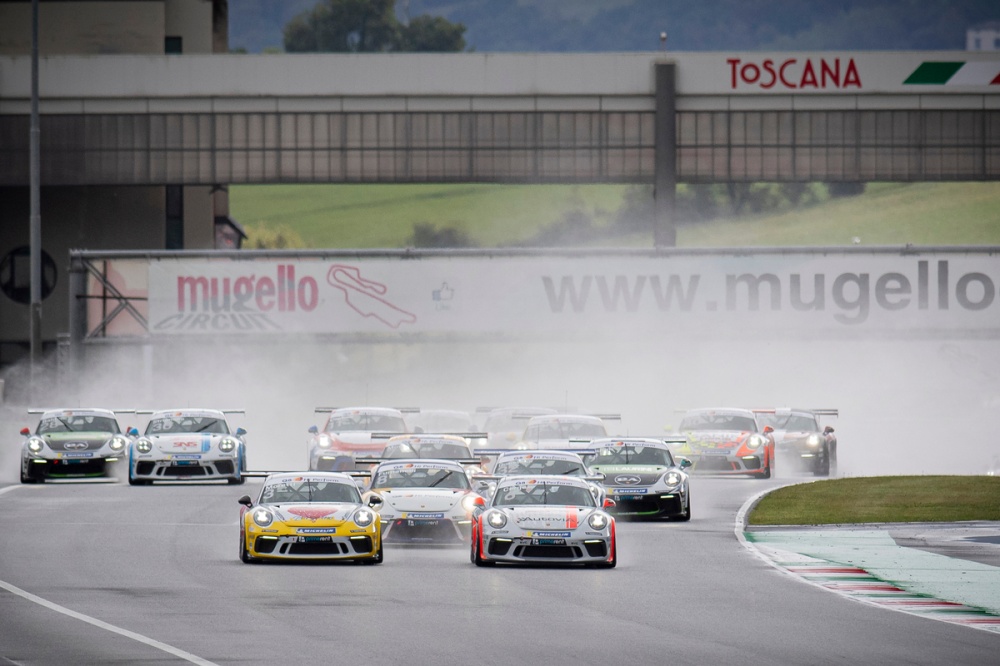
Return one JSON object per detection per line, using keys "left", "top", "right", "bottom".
{"left": 229, "top": 182, "right": 1000, "bottom": 249}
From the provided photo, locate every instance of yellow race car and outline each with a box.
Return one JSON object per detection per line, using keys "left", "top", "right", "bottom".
{"left": 238, "top": 472, "right": 383, "bottom": 564}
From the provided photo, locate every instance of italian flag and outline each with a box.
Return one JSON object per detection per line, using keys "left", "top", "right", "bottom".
{"left": 904, "top": 61, "right": 1000, "bottom": 85}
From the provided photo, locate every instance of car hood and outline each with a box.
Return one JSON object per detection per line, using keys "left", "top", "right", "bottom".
{"left": 683, "top": 430, "right": 749, "bottom": 449}
{"left": 504, "top": 506, "right": 594, "bottom": 530}
{"left": 591, "top": 464, "right": 667, "bottom": 485}
{"left": 40, "top": 431, "right": 114, "bottom": 451}
{"left": 146, "top": 433, "right": 223, "bottom": 454}
{"left": 375, "top": 489, "right": 466, "bottom": 512}
{"left": 267, "top": 503, "right": 355, "bottom": 526}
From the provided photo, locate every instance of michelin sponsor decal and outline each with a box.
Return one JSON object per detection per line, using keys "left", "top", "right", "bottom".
{"left": 147, "top": 254, "right": 1000, "bottom": 337}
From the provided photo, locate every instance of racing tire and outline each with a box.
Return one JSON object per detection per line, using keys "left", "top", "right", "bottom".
{"left": 362, "top": 542, "right": 384, "bottom": 565}
{"left": 20, "top": 466, "right": 40, "bottom": 484}
{"left": 227, "top": 476, "right": 246, "bottom": 485}
{"left": 128, "top": 474, "right": 150, "bottom": 486}
{"left": 593, "top": 549, "right": 617, "bottom": 569}
{"left": 675, "top": 499, "right": 691, "bottom": 522}
{"left": 239, "top": 531, "right": 257, "bottom": 564}
{"left": 472, "top": 534, "right": 495, "bottom": 567}
{"left": 814, "top": 452, "right": 831, "bottom": 477}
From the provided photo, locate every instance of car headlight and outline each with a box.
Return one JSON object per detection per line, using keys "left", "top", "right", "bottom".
{"left": 108, "top": 436, "right": 129, "bottom": 451}
{"left": 746, "top": 435, "right": 766, "bottom": 450}
{"left": 219, "top": 437, "right": 237, "bottom": 453}
{"left": 252, "top": 508, "right": 274, "bottom": 527}
{"left": 353, "top": 508, "right": 374, "bottom": 527}
{"left": 588, "top": 512, "right": 609, "bottom": 530}
{"left": 806, "top": 434, "right": 822, "bottom": 447}
{"left": 27, "top": 438, "right": 45, "bottom": 453}
{"left": 486, "top": 510, "right": 507, "bottom": 529}
{"left": 135, "top": 439, "right": 153, "bottom": 454}
{"left": 461, "top": 494, "right": 479, "bottom": 512}
{"left": 662, "top": 471, "right": 682, "bottom": 487}
{"left": 316, "top": 436, "right": 332, "bottom": 449}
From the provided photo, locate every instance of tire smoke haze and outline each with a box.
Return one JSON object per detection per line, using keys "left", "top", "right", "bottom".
{"left": 3, "top": 332, "right": 997, "bottom": 480}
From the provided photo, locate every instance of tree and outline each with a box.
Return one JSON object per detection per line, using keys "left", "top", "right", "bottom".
{"left": 283, "top": 0, "right": 466, "bottom": 53}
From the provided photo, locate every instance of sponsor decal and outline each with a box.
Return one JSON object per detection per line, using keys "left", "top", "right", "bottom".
{"left": 171, "top": 454, "right": 202, "bottom": 460}
{"left": 532, "top": 531, "right": 572, "bottom": 538}
{"left": 614, "top": 474, "right": 642, "bottom": 485}
{"left": 64, "top": 441, "right": 89, "bottom": 450}
{"left": 327, "top": 265, "right": 416, "bottom": 329}
{"left": 287, "top": 507, "right": 337, "bottom": 521}
{"left": 297, "top": 528, "right": 335, "bottom": 534}
{"left": 614, "top": 488, "right": 649, "bottom": 495}
{"left": 404, "top": 512, "right": 445, "bottom": 519}
{"left": 728, "top": 57, "right": 861, "bottom": 90}
{"left": 60, "top": 452, "right": 94, "bottom": 458}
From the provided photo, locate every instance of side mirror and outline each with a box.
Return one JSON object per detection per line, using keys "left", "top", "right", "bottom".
{"left": 592, "top": 472, "right": 605, "bottom": 481}
{"left": 235, "top": 427, "right": 247, "bottom": 436}
{"left": 308, "top": 425, "right": 319, "bottom": 434}
{"left": 603, "top": 498, "right": 617, "bottom": 509}
{"left": 19, "top": 427, "right": 30, "bottom": 436}
{"left": 677, "top": 456, "right": 693, "bottom": 469}
{"left": 762, "top": 425, "right": 774, "bottom": 434}
{"left": 367, "top": 494, "right": 384, "bottom": 509}
{"left": 237, "top": 495, "right": 253, "bottom": 506}
{"left": 472, "top": 496, "right": 486, "bottom": 508}
{"left": 824, "top": 426, "right": 834, "bottom": 434}
{"left": 128, "top": 427, "right": 139, "bottom": 437}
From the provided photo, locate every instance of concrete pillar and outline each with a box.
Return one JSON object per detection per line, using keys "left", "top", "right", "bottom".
{"left": 654, "top": 62, "right": 677, "bottom": 248}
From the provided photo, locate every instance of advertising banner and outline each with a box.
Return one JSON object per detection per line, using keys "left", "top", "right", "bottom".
{"left": 146, "top": 250, "right": 1000, "bottom": 339}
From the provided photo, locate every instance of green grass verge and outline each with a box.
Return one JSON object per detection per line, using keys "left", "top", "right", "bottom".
{"left": 748, "top": 476, "right": 1000, "bottom": 525}
{"left": 230, "top": 182, "right": 1000, "bottom": 249}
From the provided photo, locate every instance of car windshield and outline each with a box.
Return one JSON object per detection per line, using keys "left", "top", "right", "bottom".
{"left": 383, "top": 442, "right": 471, "bottom": 459}
{"left": 524, "top": 421, "right": 606, "bottom": 441}
{"left": 680, "top": 413, "right": 757, "bottom": 432}
{"left": 261, "top": 480, "right": 361, "bottom": 504}
{"left": 146, "top": 416, "right": 229, "bottom": 435}
{"left": 372, "top": 465, "right": 471, "bottom": 490}
{"left": 325, "top": 413, "right": 406, "bottom": 433}
{"left": 410, "top": 414, "right": 474, "bottom": 432}
{"left": 594, "top": 445, "right": 673, "bottom": 466}
{"left": 37, "top": 415, "right": 120, "bottom": 434}
{"left": 484, "top": 409, "right": 553, "bottom": 432}
{"left": 757, "top": 413, "right": 819, "bottom": 431}
{"left": 494, "top": 482, "right": 596, "bottom": 507}
{"left": 494, "top": 458, "right": 586, "bottom": 476}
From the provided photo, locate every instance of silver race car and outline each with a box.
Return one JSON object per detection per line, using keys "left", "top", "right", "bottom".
{"left": 472, "top": 475, "right": 617, "bottom": 568}
{"left": 128, "top": 409, "right": 247, "bottom": 485}
{"left": 471, "top": 449, "right": 605, "bottom": 500}
{"left": 363, "top": 459, "right": 485, "bottom": 544}
{"left": 588, "top": 438, "right": 692, "bottom": 521}
{"left": 18, "top": 408, "right": 132, "bottom": 483}
{"left": 755, "top": 408, "right": 838, "bottom": 477}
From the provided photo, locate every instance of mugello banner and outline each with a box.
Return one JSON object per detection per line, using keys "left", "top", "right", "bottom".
{"left": 146, "top": 251, "right": 1000, "bottom": 338}
{"left": 675, "top": 52, "right": 1000, "bottom": 94}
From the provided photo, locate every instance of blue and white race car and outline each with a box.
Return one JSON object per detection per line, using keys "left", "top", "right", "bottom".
{"left": 472, "top": 475, "right": 617, "bottom": 568}
{"left": 128, "top": 409, "right": 246, "bottom": 485}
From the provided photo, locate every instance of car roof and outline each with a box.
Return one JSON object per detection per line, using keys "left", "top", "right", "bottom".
{"left": 264, "top": 472, "right": 356, "bottom": 484}
{"left": 148, "top": 409, "right": 228, "bottom": 419}
{"left": 385, "top": 434, "right": 469, "bottom": 445}
{"left": 329, "top": 406, "right": 404, "bottom": 416}
{"left": 495, "top": 450, "right": 585, "bottom": 462}
{"left": 683, "top": 407, "right": 756, "bottom": 417}
{"left": 591, "top": 437, "right": 672, "bottom": 450}
{"left": 38, "top": 408, "right": 118, "bottom": 419}
{"left": 526, "top": 414, "right": 604, "bottom": 425}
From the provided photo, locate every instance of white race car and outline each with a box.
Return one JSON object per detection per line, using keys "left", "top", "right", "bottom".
{"left": 18, "top": 408, "right": 132, "bottom": 483}
{"left": 479, "top": 406, "right": 558, "bottom": 449}
{"left": 128, "top": 409, "right": 247, "bottom": 485}
{"left": 472, "top": 475, "right": 617, "bottom": 567}
{"left": 308, "top": 407, "right": 408, "bottom": 471}
{"left": 363, "top": 459, "right": 484, "bottom": 544}
{"left": 588, "top": 438, "right": 692, "bottom": 521}
{"left": 517, "top": 413, "right": 617, "bottom": 450}
{"left": 471, "top": 449, "right": 605, "bottom": 500}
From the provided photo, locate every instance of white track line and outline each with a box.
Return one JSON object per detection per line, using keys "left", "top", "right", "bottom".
{"left": 0, "top": 484, "right": 216, "bottom": 665}
{"left": 0, "top": 578, "right": 217, "bottom": 665}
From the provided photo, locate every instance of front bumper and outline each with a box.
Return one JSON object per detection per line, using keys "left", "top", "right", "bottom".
{"left": 688, "top": 452, "right": 764, "bottom": 475}
{"left": 25, "top": 455, "right": 120, "bottom": 478}
{"left": 381, "top": 515, "right": 471, "bottom": 544}
{"left": 606, "top": 488, "right": 687, "bottom": 518}
{"left": 248, "top": 532, "right": 380, "bottom": 561}
{"left": 131, "top": 456, "right": 240, "bottom": 481}
{"left": 481, "top": 534, "right": 612, "bottom": 564}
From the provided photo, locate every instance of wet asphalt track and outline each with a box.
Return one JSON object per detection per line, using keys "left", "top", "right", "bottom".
{"left": 1, "top": 475, "right": 997, "bottom": 666}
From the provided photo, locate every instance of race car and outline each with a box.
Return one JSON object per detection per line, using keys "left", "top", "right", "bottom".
{"left": 673, "top": 408, "right": 775, "bottom": 479}
{"left": 470, "top": 449, "right": 605, "bottom": 499}
{"left": 363, "top": 459, "right": 484, "bottom": 544}
{"left": 517, "top": 413, "right": 617, "bottom": 450}
{"left": 588, "top": 438, "right": 692, "bottom": 521}
{"left": 356, "top": 434, "right": 487, "bottom": 475}
{"left": 18, "top": 408, "right": 133, "bottom": 483}
{"left": 471, "top": 475, "right": 617, "bottom": 568}
{"left": 307, "top": 406, "right": 408, "bottom": 471}
{"left": 405, "top": 409, "right": 477, "bottom": 435}
{"left": 237, "top": 472, "right": 383, "bottom": 564}
{"left": 479, "top": 406, "right": 558, "bottom": 449}
{"left": 754, "top": 408, "right": 838, "bottom": 477}
{"left": 128, "top": 409, "right": 247, "bottom": 485}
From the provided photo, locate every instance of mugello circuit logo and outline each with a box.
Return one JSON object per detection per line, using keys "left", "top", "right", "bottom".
{"left": 728, "top": 57, "right": 861, "bottom": 90}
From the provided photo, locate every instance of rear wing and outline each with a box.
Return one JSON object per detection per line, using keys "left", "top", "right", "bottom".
{"left": 243, "top": 470, "right": 373, "bottom": 483}
{"left": 314, "top": 407, "right": 420, "bottom": 413}
{"left": 355, "top": 457, "right": 482, "bottom": 466}
{"left": 370, "top": 432, "right": 489, "bottom": 440}
{"left": 752, "top": 408, "right": 839, "bottom": 417}
{"left": 28, "top": 408, "right": 136, "bottom": 414}
{"left": 135, "top": 409, "right": 245, "bottom": 414}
